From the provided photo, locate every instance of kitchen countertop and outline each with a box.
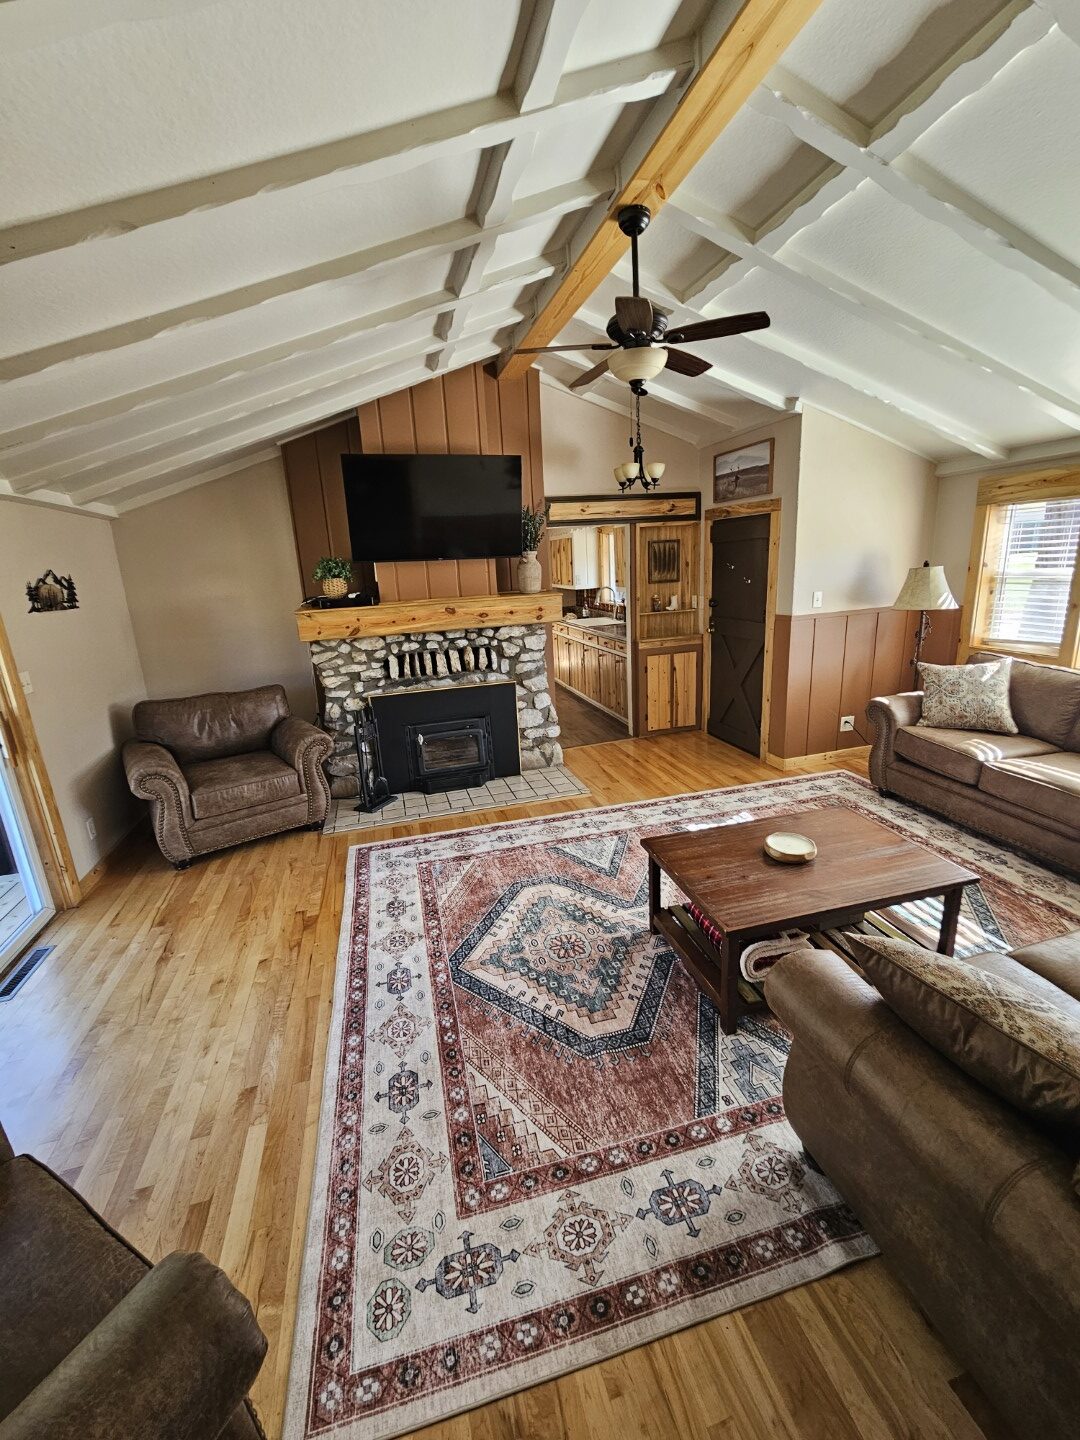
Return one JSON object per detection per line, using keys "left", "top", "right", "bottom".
{"left": 558, "top": 615, "right": 627, "bottom": 641}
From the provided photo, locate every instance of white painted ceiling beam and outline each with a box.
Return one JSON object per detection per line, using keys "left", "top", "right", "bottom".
{"left": 0, "top": 174, "right": 610, "bottom": 383}
{"left": 432, "top": 0, "right": 588, "bottom": 374}
{"left": 668, "top": 194, "right": 1080, "bottom": 430}
{"left": 0, "top": 253, "right": 558, "bottom": 460}
{"left": 60, "top": 334, "right": 498, "bottom": 504}
{"left": 616, "top": 260, "right": 1002, "bottom": 457}
{"left": 750, "top": 65, "right": 1080, "bottom": 313}
{"left": 0, "top": 479, "right": 116, "bottom": 519}
{"left": 0, "top": 40, "right": 687, "bottom": 268}
{"left": 1032, "top": 0, "right": 1080, "bottom": 49}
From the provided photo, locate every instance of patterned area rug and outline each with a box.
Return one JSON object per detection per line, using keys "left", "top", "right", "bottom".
{"left": 284, "top": 772, "right": 1080, "bottom": 1440}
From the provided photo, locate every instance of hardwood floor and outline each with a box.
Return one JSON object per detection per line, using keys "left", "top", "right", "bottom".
{"left": 0, "top": 733, "right": 1005, "bottom": 1440}
{"left": 554, "top": 680, "right": 630, "bottom": 749}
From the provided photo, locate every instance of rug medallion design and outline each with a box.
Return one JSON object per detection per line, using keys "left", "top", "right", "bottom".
{"left": 284, "top": 772, "right": 1080, "bottom": 1439}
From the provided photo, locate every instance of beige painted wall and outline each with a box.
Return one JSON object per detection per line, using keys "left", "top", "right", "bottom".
{"left": 113, "top": 457, "right": 316, "bottom": 718}
{"left": 698, "top": 413, "right": 802, "bottom": 614}
{"left": 792, "top": 407, "right": 936, "bottom": 614}
{"left": 0, "top": 497, "right": 147, "bottom": 879}
{"left": 930, "top": 473, "right": 980, "bottom": 599}
{"left": 540, "top": 382, "right": 701, "bottom": 497}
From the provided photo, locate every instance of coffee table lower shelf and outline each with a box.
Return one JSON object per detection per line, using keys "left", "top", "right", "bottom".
{"left": 651, "top": 904, "right": 764, "bottom": 1028}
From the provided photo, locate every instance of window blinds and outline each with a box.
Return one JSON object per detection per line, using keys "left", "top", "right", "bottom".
{"left": 985, "top": 496, "right": 1080, "bottom": 647}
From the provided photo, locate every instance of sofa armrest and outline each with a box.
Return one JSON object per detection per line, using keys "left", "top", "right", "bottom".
{"left": 122, "top": 741, "right": 194, "bottom": 865}
{"left": 765, "top": 948, "right": 1080, "bottom": 1326}
{"left": 0, "top": 1252, "right": 266, "bottom": 1440}
{"left": 865, "top": 691, "right": 923, "bottom": 786}
{"left": 271, "top": 716, "right": 333, "bottom": 825}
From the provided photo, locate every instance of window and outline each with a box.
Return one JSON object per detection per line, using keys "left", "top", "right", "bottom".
{"left": 965, "top": 473, "right": 1080, "bottom": 669}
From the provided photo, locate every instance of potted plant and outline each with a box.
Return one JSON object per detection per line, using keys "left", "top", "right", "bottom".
{"left": 518, "top": 503, "right": 550, "bottom": 594}
{"left": 313, "top": 556, "right": 353, "bottom": 599}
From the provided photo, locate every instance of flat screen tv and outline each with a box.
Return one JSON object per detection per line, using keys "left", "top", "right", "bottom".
{"left": 342, "top": 453, "right": 522, "bottom": 562}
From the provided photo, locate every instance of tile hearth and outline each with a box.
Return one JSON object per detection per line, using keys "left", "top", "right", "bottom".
{"left": 321, "top": 763, "right": 589, "bottom": 834}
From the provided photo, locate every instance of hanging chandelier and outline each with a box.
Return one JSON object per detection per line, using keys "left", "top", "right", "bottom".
{"left": 613, "top": 393, "right": 665, "bottom": 492}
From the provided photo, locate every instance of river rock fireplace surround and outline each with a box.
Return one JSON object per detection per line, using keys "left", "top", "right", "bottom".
{"left": 310, "top": 623, "right": 563, "bottom": 798}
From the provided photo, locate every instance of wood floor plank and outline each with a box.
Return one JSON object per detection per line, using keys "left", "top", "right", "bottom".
{"left": 0, "top": 736, "right": 1005, "bottom": 1440}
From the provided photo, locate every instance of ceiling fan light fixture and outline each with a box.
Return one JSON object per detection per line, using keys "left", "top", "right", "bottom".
{"left": 606, "top": 345, "right": 668, "bottom": 385}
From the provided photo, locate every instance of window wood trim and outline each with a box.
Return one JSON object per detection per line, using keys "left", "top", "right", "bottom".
{"left": 960, "top": 468, "right": 1080, "bottom": 669}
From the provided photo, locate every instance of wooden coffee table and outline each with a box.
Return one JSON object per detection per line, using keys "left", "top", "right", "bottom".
{"left": 642, "top": 806, "right": 978, "bottom": 1033}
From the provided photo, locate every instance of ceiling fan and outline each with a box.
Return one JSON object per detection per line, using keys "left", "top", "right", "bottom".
{"left": 516, "top": 204, "right": 770, "bottom": 393}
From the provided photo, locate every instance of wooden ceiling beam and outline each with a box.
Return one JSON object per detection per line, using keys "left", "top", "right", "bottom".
{"left": 495, "top": 0, "right": 828, "bottom": 382}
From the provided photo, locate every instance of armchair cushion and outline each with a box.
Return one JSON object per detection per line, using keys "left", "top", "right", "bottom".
{"left": 184, "top": 752, "right": 300, "bottom": 820}
{"left": 133, "top": 686, "right": 290, "bottom": 765}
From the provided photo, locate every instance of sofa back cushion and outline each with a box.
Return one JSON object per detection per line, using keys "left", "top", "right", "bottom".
{"left": 859, "top": 934, "right": 1080, "bottom": 1140}
{"left": 133, "top": 685, "right": 289, "bottom": 764}
{"left": 971, "top": 652, "right": 1080, "bottom": 750}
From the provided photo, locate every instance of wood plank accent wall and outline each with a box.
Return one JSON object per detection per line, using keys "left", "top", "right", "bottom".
{"left": 768, "top": 605, "right": 962, "bottom": 758}
{"left": 281, "top": 364, "right": 545, "bottom": 601}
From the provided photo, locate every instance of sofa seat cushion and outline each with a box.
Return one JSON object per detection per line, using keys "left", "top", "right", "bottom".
{"left": 978, "top": 750, "right": 1080, "bottom": 826}
{"left": 858, "top": 934, "right": 1080, "bottom": 1140}
{"left": 893, "top": 725, "right": 1055, "bottom": 786}
{"left": 184, "top": 751, "right": 300, "bottom": 820}
{"left": 1010, "top": 931, "right": 1080, "bottom": 1005}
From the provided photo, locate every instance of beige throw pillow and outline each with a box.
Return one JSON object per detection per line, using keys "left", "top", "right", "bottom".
{"left": 859, "top": 933, "right": 1080, "bottom": 1138}
{"left": 917, "top": 658, "right": 1018, "bottom": 734}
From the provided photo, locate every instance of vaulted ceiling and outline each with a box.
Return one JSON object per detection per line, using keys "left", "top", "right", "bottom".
{"left": 2, "top": 0, "right": 1079, "bottom": 516}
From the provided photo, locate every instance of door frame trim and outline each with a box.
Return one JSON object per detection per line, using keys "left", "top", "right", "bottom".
{"left": 703, "top": 497, "right": 781, "bottom": 763}
{"left": 0, "top": 614, "right": 81, "bottom": 910}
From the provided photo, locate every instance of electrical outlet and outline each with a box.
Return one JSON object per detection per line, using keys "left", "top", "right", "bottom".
{"left": 840, "top": 715, "right": 855, "bottom": 733}
{"left": 812, "top": 590, "right": 823, "bottom": 609}
{"left": 85, "top": 816, "right": 97, "bottom": 842}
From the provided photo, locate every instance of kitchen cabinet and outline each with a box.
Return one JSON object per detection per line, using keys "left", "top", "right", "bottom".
{"left": 549, "top": 528, "right": 599, "bottom": 590}
{"left": 552, "top": 622, "right": 627, "bottom": 720}
{"left": 636, "top": 639, "right": 702, "bottom": 734}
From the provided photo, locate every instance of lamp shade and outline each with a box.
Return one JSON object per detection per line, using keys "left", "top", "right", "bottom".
{"left": 893, "top": 562, "right": 958, "bottom": 612}
{"left": 606, "top": 346, "right": 668, "bottom": 384}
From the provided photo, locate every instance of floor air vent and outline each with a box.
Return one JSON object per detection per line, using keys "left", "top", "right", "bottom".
{"left": 0, "top": 944, "right": 53, "bottom": 1000}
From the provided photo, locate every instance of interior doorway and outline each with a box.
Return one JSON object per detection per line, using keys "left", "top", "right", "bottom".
{"left": 0, "top": 739, "right": 54, "bottom": 974}
{"left": 706, "top": 505, "right": 778, "bottom": 757}
{"left": 551, "top": 522, "right": 631, "bottom": 748}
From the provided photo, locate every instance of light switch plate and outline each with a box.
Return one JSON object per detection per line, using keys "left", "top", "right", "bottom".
{"left": 18, "top": 670, "right": 32, "bottom": 694}
{"left": 812, "top": 591, "right": 823, "bottom": 609}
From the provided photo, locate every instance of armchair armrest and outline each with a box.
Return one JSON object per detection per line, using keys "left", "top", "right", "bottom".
{"left": 865, "top": 691, "right": 923, "bottom": 787}
{"left": 122, "top": 740, "right": 194, "bottom": 865}
{"left": 0, "top": 1252, "right": 266, "bottom": 1440}
{"left": 271, "top": 714, "right": 332, "bottom": 771}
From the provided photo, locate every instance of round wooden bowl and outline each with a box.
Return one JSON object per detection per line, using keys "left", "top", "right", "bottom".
{"left": 763, "top": 831, "right": 818, "bottom": 864}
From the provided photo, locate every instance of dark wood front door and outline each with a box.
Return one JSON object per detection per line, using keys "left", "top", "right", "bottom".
{"left": 707, "top": 513, "right": 770, "bottom": 755}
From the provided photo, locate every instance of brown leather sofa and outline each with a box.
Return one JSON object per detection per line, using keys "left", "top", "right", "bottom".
{"left": 0, "top": 1118, "right": 266, "bottom": 1439}
{"left": 124, "top": 684, "right": 333, "bottom": 868}
{"left": 766, "top": 933, "right": 1080, "bottom": 1440}
{"left": 867, "top": 653, "right": 1080, "bottom": 872}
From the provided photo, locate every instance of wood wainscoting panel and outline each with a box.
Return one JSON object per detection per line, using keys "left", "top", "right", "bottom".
{"left": 282, "top": 362, "right": 546, "bottom": 604}
{"left": 769, "top": 605, "right": 943, "bottom": 759}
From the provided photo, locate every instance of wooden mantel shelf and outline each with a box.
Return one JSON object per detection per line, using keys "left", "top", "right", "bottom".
{"left": 295, "top": 591, "right": 563, "bottom": 642}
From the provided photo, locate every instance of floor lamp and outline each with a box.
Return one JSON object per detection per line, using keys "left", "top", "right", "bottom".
{"left": 893, "top": 561, "right": 959, "bottom": 677}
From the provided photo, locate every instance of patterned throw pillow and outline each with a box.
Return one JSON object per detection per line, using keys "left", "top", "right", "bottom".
{"left": 916, "top": 658, "right": 1018, "bottom": 734}
{"left": 859, "top": 934, "right": 1080, "bottom": 1138}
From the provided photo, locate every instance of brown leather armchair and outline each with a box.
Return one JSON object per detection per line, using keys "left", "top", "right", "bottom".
{"left": 0, "top": 1119, "right": 266, "bottom": 1439}
{"left": 124, "top": 685, "right": 333, "bottom": 868}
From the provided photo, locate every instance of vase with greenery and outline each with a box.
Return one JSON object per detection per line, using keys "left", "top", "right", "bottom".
{"left": 313, "top": 556, "right": 353, "bottom": 599}
{"left": 518, "top": 503, "right": 549, "bottom": 594}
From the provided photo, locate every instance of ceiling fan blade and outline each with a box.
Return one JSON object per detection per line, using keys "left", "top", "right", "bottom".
{"left": 516, "top": 342, "right": 615, "bottom": 354}
{"left": 665, "top": 312, "right": 771, "bottom": 344}
{"left": 569, "top": 358, "right": 611, "bottom": 390}
{"left": 663, "top": 347, "right": 712, "bottom": 378}
{"left": 615, "top": 295, "right": 654, "bottom": 335}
